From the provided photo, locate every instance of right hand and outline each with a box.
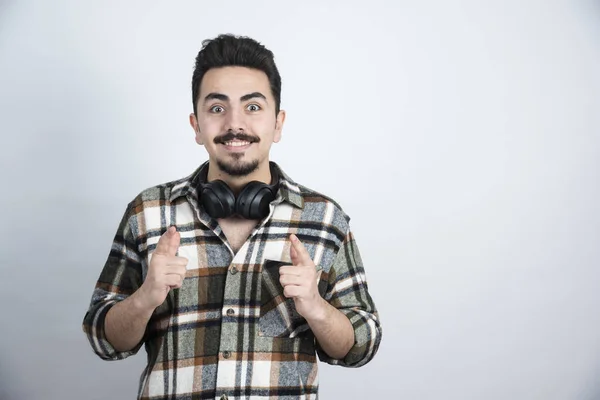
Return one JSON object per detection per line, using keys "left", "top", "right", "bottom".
{"left": 136, "top": 226, "right": 188, "bottom": 311}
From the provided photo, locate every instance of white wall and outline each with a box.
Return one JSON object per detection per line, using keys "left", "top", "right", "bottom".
{"left": 1, "top": 0, "right": 599, "bottom": 398}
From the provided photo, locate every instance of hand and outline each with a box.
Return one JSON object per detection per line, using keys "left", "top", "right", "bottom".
{"left": 279, "top": 234, "right": 325, "bottom": 320}
{"left": 135, "top": 226, "right": 188, "bottom": 311}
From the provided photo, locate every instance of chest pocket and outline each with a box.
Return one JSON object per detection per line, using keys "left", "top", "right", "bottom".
{"left": 259, "top": 259, "right": 310, "bottom": 338}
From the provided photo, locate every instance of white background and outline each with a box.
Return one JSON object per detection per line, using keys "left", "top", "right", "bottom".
{"left": 1, "top": 0, "right": 599, "bottom": 399}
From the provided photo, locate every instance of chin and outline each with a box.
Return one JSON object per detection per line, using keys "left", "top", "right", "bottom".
{"left": 216, "top": 158, "right": 260, "bottom": 177}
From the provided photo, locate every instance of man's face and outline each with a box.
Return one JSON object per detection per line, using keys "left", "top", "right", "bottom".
{"left": 190, "top": 66, "right": 285, "bottom": 177}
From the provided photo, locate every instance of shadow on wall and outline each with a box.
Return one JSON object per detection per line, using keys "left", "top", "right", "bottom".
{"left": 589, "top": 0, "right": 600, "bottom": 39}
{"left": 578, "top": 4, "right": 600, "bottom": 399}
{"left": 0, "top": 1, "right": 15, "bottom": 24}
{"left": 577, "top": 2, "right": 600, "bottom": 398}
{"left": 0, "top": 361, "right": 24, "bottom": 400}
{"left": 578, "top": 355, "right": 600, "bottom": 400}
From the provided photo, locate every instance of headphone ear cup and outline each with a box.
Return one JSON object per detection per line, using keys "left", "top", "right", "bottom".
{"left": 236, "top": 181, "right": 277, "bottom": 220}
{"left": 200, "top": 180, "right": 236, "bottom": 219}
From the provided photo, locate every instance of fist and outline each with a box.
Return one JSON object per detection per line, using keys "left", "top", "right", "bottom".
{"left": 137, "top": 226, "right": 188, "bottom": 311}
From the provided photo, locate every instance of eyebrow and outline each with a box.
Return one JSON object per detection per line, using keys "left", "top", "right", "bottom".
{"left": 203, "top": 92, "right": 268, "bottom": 104}
{"left": 241, "top": 92, "right": 267, "bottom": 102}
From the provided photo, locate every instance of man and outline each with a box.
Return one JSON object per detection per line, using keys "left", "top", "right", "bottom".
{"left": 83, "top": 34, "right": 382, "bottom": 400}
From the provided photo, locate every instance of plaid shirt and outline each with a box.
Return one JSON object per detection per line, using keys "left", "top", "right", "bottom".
{"left": 82, "top": 161, "right": 382, "bottom": 399}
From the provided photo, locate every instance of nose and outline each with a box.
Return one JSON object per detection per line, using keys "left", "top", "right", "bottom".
{"left": 224, "top": 107, "right": 246, "bottom": 133}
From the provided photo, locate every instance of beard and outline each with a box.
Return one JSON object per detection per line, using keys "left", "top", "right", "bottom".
{"left": 216, "top": 155, "right": 260, "bottom": 177}
{"left": 213, "top": 130, "right": 261, "bottom": 177}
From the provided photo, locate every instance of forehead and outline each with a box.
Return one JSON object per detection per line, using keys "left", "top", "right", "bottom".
{"left": 199, "top": 66, "right": 272, "bottom": 100}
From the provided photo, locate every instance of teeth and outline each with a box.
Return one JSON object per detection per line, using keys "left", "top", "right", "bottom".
{"left": 224, "top": 141, "right": 250, "bottom": 147}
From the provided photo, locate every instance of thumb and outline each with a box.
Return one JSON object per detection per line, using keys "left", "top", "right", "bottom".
{"left": 289, "top": 234, "right": 313, "bottom": 266}
{"left": 155, "top": 226, "right": 180, "bottom": 256}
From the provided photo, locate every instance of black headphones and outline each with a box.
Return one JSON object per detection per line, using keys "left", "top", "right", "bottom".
{"left": 196, "top": 162, "right": 280, "bottom": 220}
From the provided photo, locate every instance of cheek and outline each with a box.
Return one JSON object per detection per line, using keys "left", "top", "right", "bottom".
{"left": 198, "top": 119, "right": 223, "bottom": 138}
{"left": 252, "top": 116, "right": 277, "bottom": 136}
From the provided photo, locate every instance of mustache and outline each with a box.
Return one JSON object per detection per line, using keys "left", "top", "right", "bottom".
{"left": 214, "top": 131, "right": 260, "bottom": 144}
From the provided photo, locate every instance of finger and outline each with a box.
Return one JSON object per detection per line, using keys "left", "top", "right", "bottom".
{"left": 165, "top": 256, "right": 189, "bottom": 267}
{"left": 154, "top": 227, "right": 173, "bottom": 255}
{"left": 176, "top": 265, "right": 188, "bottom": 279}
{"left": 283, "top": 285, "right": 300, "bottom": 298}
{"left": 164, "top": 274, "right": 183, "bottom": 288}
{"left": 279, "top": 274, "right": 304, "bottom": 287}
{"left": 289, "top": 234, "right": 313, "bottom": 267}
{"left": 164, "top": 264, "right": 188, "bottom": 278}
{"left": 167, "top": 228, "right": 181, "bottom": 256}
{"left": 279, "top": 265, "right": 302, "bottom": 276}
{"left": 290, "top": 245, "right": 297, "bottom": 263}
{"left": 155, "top": 226, "right": 180, "bottom": 256}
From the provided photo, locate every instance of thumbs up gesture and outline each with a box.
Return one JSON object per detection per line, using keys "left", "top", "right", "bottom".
{"left": 279, "top": 234, "right": 325, "bottom": 320}
{"left": 137, "top": 226, "right": 189, "bottom": 311}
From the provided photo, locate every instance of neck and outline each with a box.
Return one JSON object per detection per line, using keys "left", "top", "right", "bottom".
{"left": 207, "top": 160, "right": 272, "bottom": 194}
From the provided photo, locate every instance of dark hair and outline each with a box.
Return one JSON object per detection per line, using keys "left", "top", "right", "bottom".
{"left": 191, "top": 34, "right": 282, "bottom": 116}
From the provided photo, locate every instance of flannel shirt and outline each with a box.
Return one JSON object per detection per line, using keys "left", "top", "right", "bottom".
{"left": 82, "top": 161, "right": 382, "bottom": 399}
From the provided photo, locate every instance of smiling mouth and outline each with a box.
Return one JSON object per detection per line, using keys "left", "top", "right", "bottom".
{"left": 223, "top": 140, "right": 251, "bottom": 147}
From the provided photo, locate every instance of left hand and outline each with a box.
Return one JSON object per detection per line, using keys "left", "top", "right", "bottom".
{"left": 279, "top": 234, "right": 325, "bottom": 320}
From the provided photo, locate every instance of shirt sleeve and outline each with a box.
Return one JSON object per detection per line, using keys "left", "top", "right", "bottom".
{"left": 81, "top": 201, "right": 146, "bottom": 361}
{"left": 316, "top": 228, "right": 383, "bottom": 368}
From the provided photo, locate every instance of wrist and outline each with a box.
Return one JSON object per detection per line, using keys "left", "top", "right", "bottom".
{"left": 130, "top": 290, "right": 156, "bottom": 318}
{"left": 304, "top": 297, "right": 329, "bottom": 324}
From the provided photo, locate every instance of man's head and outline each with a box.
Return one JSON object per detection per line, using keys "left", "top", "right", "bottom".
{"left": 189, "top": 34, "right": 285, "bottom": 178}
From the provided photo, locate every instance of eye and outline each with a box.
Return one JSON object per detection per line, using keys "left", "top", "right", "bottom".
{"left": 246, "top": 103, "right": 261, "bottom": 112}
{"left": 209, "top": 105, "right": 225, "bottom": 113}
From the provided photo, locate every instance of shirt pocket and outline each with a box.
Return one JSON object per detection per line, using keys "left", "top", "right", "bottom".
{"left": 259, "top": 259, "right": 310, "bottom": 338}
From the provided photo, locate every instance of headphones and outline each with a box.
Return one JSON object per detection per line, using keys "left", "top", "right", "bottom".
{"left": 196, "top": 162, "right": 280, "bottom": 220}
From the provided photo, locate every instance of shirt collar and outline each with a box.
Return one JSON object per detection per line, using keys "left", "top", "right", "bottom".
{"left": 169, "top": 161, "right": 304, "bottom": 209}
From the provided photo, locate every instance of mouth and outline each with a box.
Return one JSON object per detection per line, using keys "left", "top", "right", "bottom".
{"left": 224, "top": 140, "right": 250, "bottom": 147}
{"left": 221, "top": 139, "right": 252, "bottom": 152}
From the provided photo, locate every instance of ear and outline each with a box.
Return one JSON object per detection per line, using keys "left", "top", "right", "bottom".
{"left": 189, "top": 113, "right": 204, "bottom": 145}
{"left": 273, "top": 110, "right": 286, "bottom": 143}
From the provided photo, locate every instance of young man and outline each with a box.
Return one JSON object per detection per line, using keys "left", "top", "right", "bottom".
{"left": 82, "top": 34, "right": 382, "bottom": 400}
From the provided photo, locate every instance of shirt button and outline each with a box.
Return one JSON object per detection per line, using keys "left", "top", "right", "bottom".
{"left": 230, "top": 266, "right": 238, "bottom": 275}
{"left": 223, "top": 351, "right": 231, "bottom": 359}
{"left": 226, "top": 308, "right": 235, "bottom": 316}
